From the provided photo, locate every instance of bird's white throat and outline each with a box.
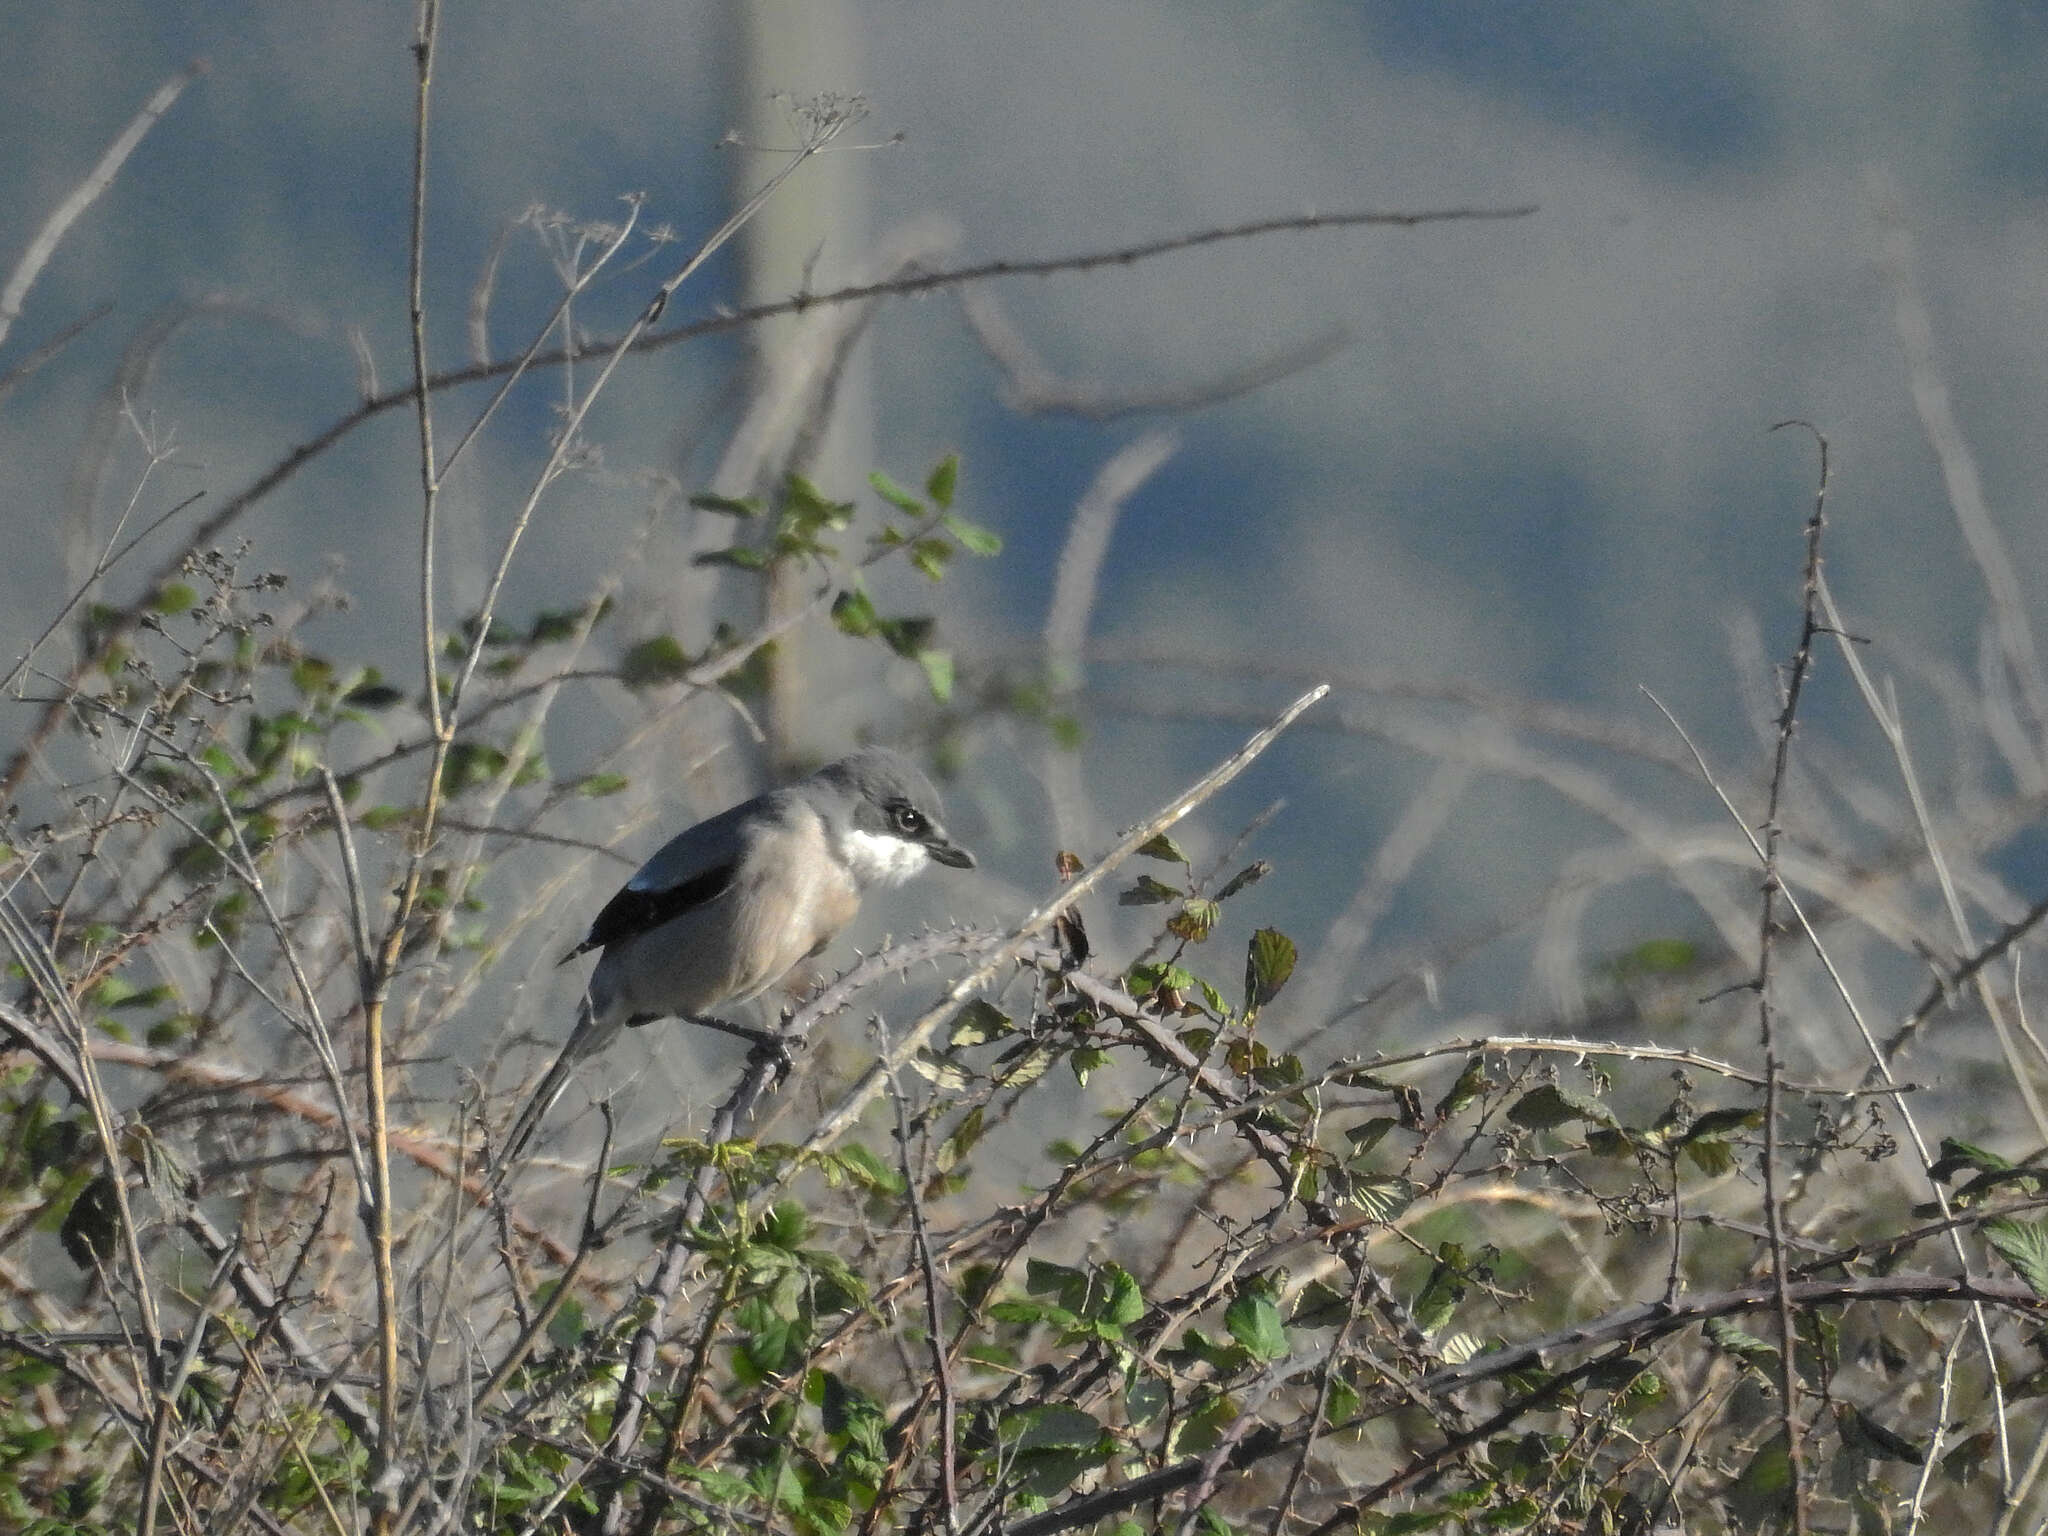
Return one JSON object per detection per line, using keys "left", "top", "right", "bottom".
{"left": 838, "top": 829, "right": 929, "bottom": 887}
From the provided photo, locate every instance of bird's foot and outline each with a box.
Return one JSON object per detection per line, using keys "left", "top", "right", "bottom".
{"left": 688, "top": 1013, "right": 796, "bottom": 1078}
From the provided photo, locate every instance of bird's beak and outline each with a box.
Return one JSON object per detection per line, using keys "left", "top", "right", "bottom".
{"left": 927, "top": 839, "right": 975, "bottom": 870}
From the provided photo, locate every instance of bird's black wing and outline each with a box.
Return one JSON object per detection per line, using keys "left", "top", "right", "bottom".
{"left": 558, "top": 794, "right": 769, "bottom": 963}
{"left": 559, "top": 862, "right": 737, "bottom": 962}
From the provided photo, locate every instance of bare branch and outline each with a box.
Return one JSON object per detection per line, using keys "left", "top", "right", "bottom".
{"left": 0, "top": 61, "right": 205, "bottom": 351}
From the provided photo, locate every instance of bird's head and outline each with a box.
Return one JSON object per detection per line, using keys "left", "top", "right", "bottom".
{"left": 813, "top": 747, "right": 975, "bottom": 888}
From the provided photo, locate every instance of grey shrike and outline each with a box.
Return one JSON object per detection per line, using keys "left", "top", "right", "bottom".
{"left": 493, "top": 747, "right": 974, "bottom": 1179}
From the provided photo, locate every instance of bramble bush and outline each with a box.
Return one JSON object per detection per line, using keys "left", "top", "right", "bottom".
{"left": 4, "top": 36, "right": 2048, "bottom": 1536}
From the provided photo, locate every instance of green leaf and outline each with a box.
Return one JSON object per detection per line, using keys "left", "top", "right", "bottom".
{"left": 917, "top": 649, "right": 954, "bottom": 702}
{"left": 1070, "top": 1045, "right": 1109, "bottom": 1086}
{"left": 875, "top": 614, "right": 935, "bottom": 658}
{"left": 1506, "top": 1084, "right": 1617, "bottom": 1132}
{"left": 942, "top": 511, "right": 1002, "bottom": 556}
{"left": 1441, "top": 1064, "right": 1490, "bottom": 1122}
{"left": 926, "top": 453, "right": 959, "bottom": 509}
{"left": 1705, "top": 1316, "right": 1779, "bottom": 1375}
{"left": 544, "top": 1292, "right": 586, "bottom": 1351}
{"left": 1223, "top": 1290, "right": 1290, "bottom": 1361}
{"left": 290, "top": 657, "right": 334, "bottom": 697}
{"left": 693, "top": 545, "right": 771, "bottom": 571}
{"left": 87, "top": 976, "right": 152, "bottom": 1010}
{"left": 689, "top": 490, "right": 763, "bottom": 517}
{"left": 995, "top": 1042, "right": 1058, "bottom": 1089}
{"left": 460, "top": 614, "right": 520, "bottom": 649}
{"left": 909, "top": 537, "right": 953, "bottom": 581}
{"left": 1584, "top": 1126, "right": 1639, "bottom": 1159}
{"left": 988, "top": 1298, "right": 1059, "bottom": 1329}
{"left": 1944, "top": 1428, "right": 1997, "bottom": 1485}
{"left": 754, "top": 1200, "right": 810, "bottom": 1250}
{"left": 1610, "top": 937, "right": 1698, "bottom": 977}
{"left": 1289, "top": 1280, "right": 1352, "bottom": 1330}
{"left": 1726, "top": 1432, "right": 1794, "bottom": 1522}
{"left": 1931, "top": 1138, "right": 2014, "bottom": 1182}
{"left": 1410, "top": 1247, "right": 1468, "bottom": 1337}
{"left": 1836, "top": 1402, "right": 1925, "bottom": 1464}
{"left": 1125, "top": 1379, "right": 1168, "bottom": 1429}
{"left": 1213, "top": 861, "right": 1271, "bottom": 902}
{"left": 1027, "top": 1260, "right": 1091, "bottom": 1313}
{"left": 574, "top": 772, "right": 630, "bottom": 798}
{"left": 150, "top": 582, "right": 198, "bottom": 615}
{"left": 720, "top": 638, "right": 775, "bottom": 701}
{"left": 1137, "top": 833, "right": 1190, "bottom": 862}
{"left": 1011, "top": 1409, "right": 1105, "bottom": 1458}
{"left": 1120, "top": 874, "right": 1182, "bottom": 907}
{"left": 1126, "top": 960, "right": 1197, "bottom": 1000}
{"left": 936, "top": 1106, "right": 986, "bottom": 1174}
{"left": 1949, "top": 1166, "right": 2045, "bottom": 1207}
{"left": 360, "top": 805, "right": 407, "bottom": 830}
{"left": 949, "top": 999, "right": 1011, "bottom": 1047}
{"left": 58, "top": 1175, "right": 122, "bottom": 1269}
{"left": 1095, "top": 1264, "right": 1145, "bottom": 1327}
{"left": 1244, "top": 928, "right": 1296, "bottom": 1010}
{"left": 1684, "top": 1106, "right": 1764, "bottom": 1141}
{"left": 1168, "top": 899, "right": 1220, "bottom": 942}
{"left": 528, "top": 602, "right": 605, "bottom": 644}
{"left": 343, "top": 680, "right": 406, "bottom": 709}
{"left": 1345, "top": 1117, "right": 1399, "bottom": 1159}
{"left": 831, "top": 587, "right": 880, "bottom": 637}
{"left": 1327, "top": 1374, "right": 1360, "bottom": 1430}
{"left": 818, "top": 1369, "right": 886, "bottom": 1454}
{"left": 440, "top": 741, "right": 508, "bottom": 796}
{"left": 1986, "top": 1217, "right": 2048, "bottom": 1297}
{"left": 835, "top": 1142, "right": 906, "bottom": 1196}
{"left": 1580, "top": 1356, "right": 1650, "bottom": 1393}
{"left": 1684, "top": 1137, "right": 1737, "bottom": 1176}
{"left": 783, "top": 473, "right": 856, "bottom": 536}
{"left": 619, "top": 634, "right": 691, "bottom": 688}
{"left": 867, "top": 470, "right": 924, "bottom": 515}
{"left": 1478, "top": 1497, "right": 1540, "bottom": 1528}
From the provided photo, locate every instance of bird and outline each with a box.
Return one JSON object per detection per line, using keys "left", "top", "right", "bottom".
{"left": 489, "top": 747, "right": 974, "bottom": 1186}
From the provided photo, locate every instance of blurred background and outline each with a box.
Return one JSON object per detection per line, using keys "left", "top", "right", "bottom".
{"left": 6, "top": 1, "right": 2047, "bottom": 1118}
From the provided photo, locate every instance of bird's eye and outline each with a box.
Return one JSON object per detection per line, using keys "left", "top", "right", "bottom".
{"left": 891, "top": 803, "right": 926, "bottom": 834}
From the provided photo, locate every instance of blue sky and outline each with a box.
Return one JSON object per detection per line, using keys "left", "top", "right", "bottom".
{"left": 6, "top": 2, "right": 2046, "bottom": 1084}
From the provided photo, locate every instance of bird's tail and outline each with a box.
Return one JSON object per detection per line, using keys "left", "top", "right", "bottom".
{"left": 485, "top": 995, "right": 621, "bottom": 1201}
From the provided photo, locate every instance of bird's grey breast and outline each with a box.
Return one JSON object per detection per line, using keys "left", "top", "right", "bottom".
{"left": 727, "top": 795, "right": 860, "bottom": 994}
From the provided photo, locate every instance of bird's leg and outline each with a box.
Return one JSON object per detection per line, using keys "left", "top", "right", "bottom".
{"left": 686, "top": 1013, "right": 794, "bottom": 1067}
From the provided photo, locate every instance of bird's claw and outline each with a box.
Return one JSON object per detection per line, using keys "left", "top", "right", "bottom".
{"left": 688, "top": 1013, "right": 796, "bottom": 1079}
{"left": 748, "top": 1034, "right": 797, "bottom": 1085}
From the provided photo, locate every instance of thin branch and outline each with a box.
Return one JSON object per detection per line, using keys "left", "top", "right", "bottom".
{"left": 362, "top": 11, "right": 442, "bottom": 1516}
{"left": 137, "top": 1233, "right": 240, "bottom": 1536}
{"left": 1751, "top": 420, "right": 1830, "bottom": 1533}
{"left": 0, "top": 1000, "right": 378, "bottom": 1446}
{"left": 1005, "top": 1274, "right": 2048, "bottom": 1536}
{"left": 589, "top": 930, "right": 1010, "bottom": 1520}
{"left": 1895, "top": 886, "right": 2048, "bottom": 1057}
{"left": 888, "top": 1057, "right": 960, "bottom": 1533}
{"left": 320, "top": 769, "right": 378, "bottom": 1003}
{"left": 409, "top": 0, "right": 446, "bottom": 750}
{"left": 0, "top": 299, "right": 112, "bottom": 406}
{"left": 1872, "top": 170, "right": 2048, "bottom": 743}
{"left": 0, "top": 201, "right": 1529, "bottom": 804}
{"left": 0, "top": 61, "right": 205, "bottom": 351}
{"left": 802, "top": 683, "right": 1330, "bottom": 1154}
{"left": 962, "top": 284, "right": 1349, "bottom": 421}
